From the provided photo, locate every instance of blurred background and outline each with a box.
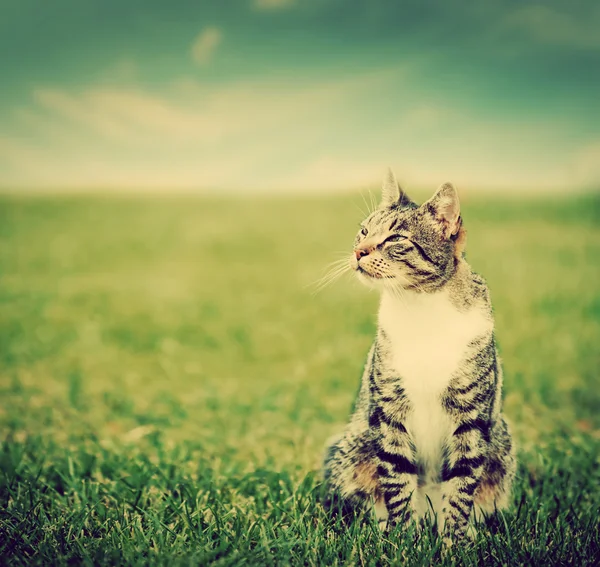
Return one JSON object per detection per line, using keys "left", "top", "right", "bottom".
{"left": 1, "top": 0, "right": 599, "bottom": 192}
{"left": 1, "top": 2, "right": 599, "bottom": 562}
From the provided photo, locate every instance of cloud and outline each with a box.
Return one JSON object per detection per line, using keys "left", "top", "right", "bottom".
{"left": 23, "top": 71, "right": 385, "bottom": 149}
{"left": 33, "top": 88, "right": 141, "bottom": 142}
{"left": 191, "top": 27, "right": 222, "bottom": 65}
{"left": 252, "top": 0, "right": 295, "bottom": 11}
{"left": 0, "top": 70, "right": 399, "bottom": 190}
{"left": 503, "top": 5, "right": 600, "bottom": 49}
{"left": 0, "top": 66, "right": 594, "bottom": 192}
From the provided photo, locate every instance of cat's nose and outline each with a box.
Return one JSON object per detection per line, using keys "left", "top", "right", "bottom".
{"left": 355, "top": 248, "right": 371, "bottom": 260}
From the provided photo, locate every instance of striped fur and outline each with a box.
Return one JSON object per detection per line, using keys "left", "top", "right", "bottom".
{"left": 323, "top": 170, "right": 516, "bottom": 541}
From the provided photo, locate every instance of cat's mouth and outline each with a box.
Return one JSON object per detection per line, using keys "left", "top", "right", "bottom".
{"left": 357, "top": 266, "right": 387, "bottom": 279}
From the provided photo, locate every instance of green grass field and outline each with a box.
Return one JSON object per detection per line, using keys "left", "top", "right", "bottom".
{"left": 1, "top": 192, "right": 599, "bottom": 566}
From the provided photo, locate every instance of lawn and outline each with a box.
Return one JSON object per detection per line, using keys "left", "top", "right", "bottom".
{"left": 0, "top": 191, "right": 599, "bottom": 566}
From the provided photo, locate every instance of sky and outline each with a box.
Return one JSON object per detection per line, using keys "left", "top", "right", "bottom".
{"left": 0, "top": 0, "right": 599, "bottom": 192}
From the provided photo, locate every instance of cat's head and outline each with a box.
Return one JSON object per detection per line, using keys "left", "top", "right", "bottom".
{"left": 351, "top": 169, "right": 466, "bottom": 291}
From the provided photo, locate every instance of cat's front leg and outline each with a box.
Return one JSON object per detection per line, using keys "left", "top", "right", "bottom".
{"left": 372, "top": 408, "right": 419, "bottom": 532}
{"left": 380, "top": 465, "right": 419, "bottom": 533}
{"left": 440, "top": 419, "right": 489, "bottom": 540}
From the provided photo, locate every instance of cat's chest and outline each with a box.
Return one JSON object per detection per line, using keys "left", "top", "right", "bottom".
{"left": 378, "top": 290, "right": 492, "bottom": 472}
{"left": 378, "top": 290, "right": 491, "bottom": 397}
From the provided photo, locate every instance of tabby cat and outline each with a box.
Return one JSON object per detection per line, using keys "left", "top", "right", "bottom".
{"left": 322, "top": 170, "right": 516, "bottom": 542}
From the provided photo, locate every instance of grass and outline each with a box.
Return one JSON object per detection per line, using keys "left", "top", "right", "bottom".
{"left": 0, "top": 191, "right": 599, "bottom": 566}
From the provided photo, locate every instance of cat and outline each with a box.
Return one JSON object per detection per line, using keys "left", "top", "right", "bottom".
{"left": 322, "top": 169, "right": 516, "bottom": 542}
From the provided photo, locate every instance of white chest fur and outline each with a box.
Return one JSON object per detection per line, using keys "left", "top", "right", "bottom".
{"left": 378, "top": 290, "right": 492, "bottom": 480}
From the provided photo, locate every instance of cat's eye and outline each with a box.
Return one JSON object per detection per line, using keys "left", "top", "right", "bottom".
{"left": 360, "top": 227, "right": 368, "bottom": 236}
{"left": 384, "top": 234, "right": 406, "bottom": 243}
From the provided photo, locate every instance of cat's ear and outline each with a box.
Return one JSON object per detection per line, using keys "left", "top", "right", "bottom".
{"left": 424, "top": 182, "right": 461, "bottom": 238}
{"left": 381, "top": 168, "right": 412, "bottom": 208}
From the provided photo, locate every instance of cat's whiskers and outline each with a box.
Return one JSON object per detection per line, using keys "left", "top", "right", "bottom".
{"left": 310, "top": 257, "right": 352, "bottom": 294}
{"left": 385, "top": 277, "right": 409, "bottom": 309}
{"left": 362, "top": 261, "right": 408, "bottom": 308}
{"left": 373, "top": 263, "right": 411, "bottom": 308}
{"left": 368, "top": 190, "right": 377, "bottom": 214}
{"left": 354, "top": 201, "right": 369, "bottom": 218}
{"left": 360, "top": 192, "right": 373, "bottom": 217}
